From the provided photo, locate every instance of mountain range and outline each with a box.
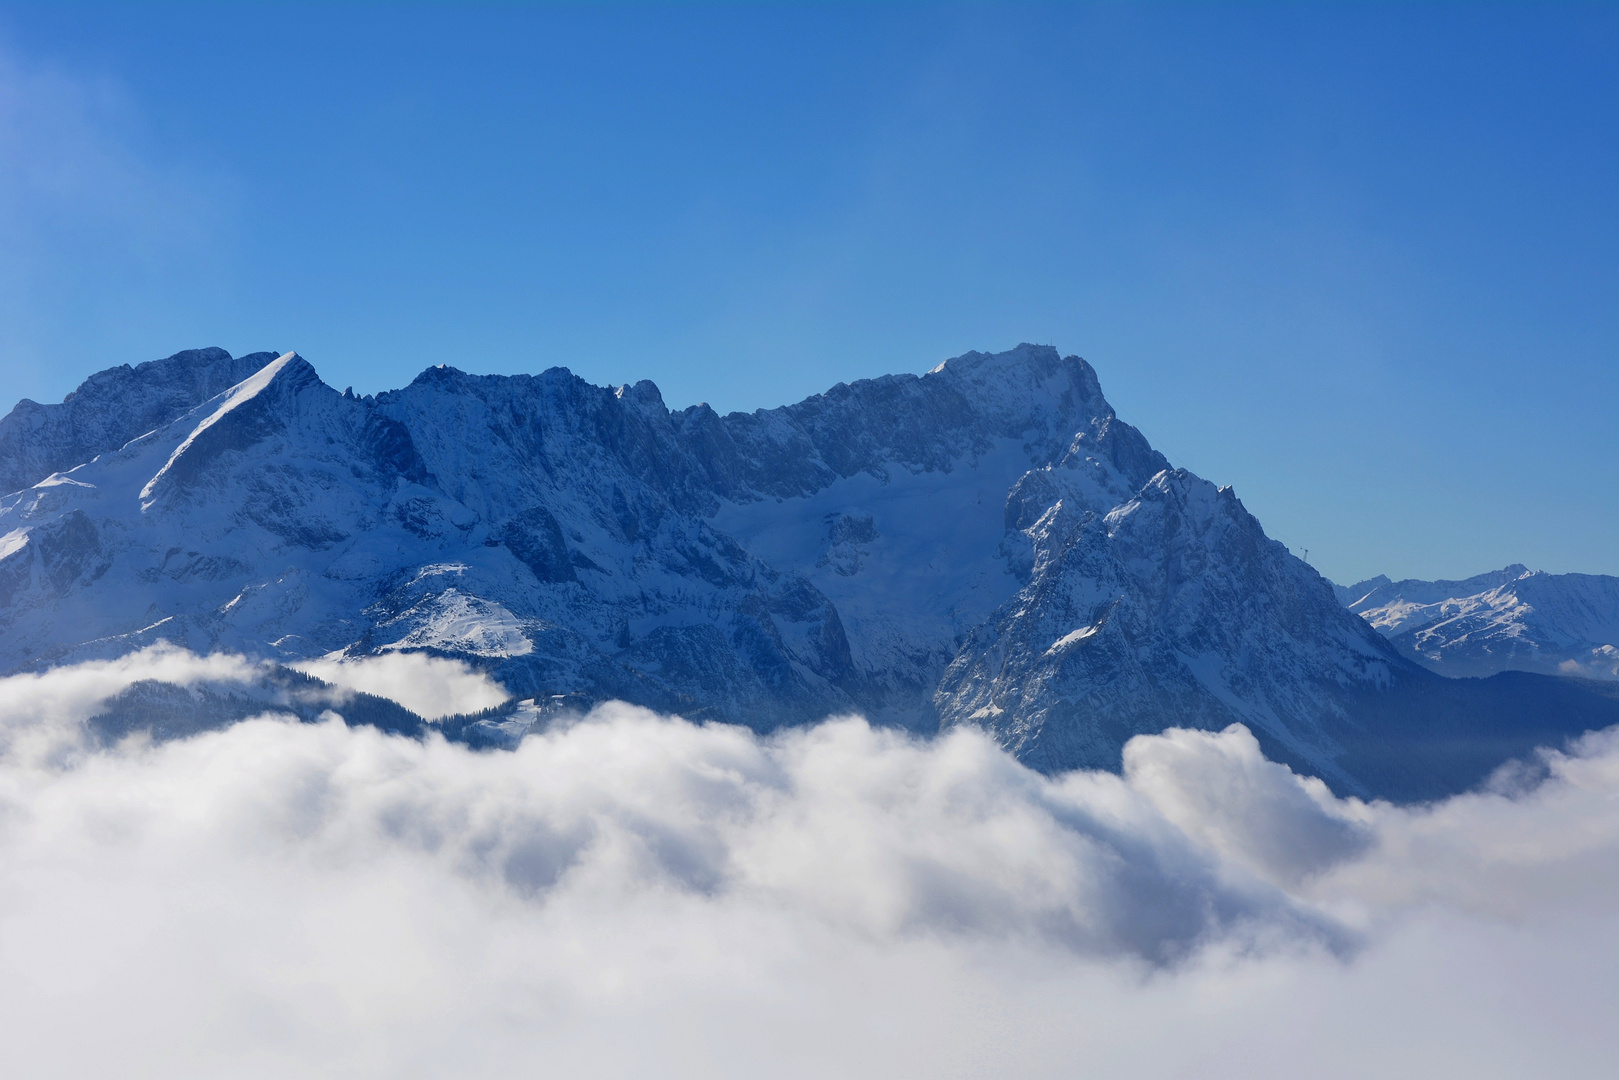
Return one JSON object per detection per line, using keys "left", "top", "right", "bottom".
{"left": 3, "top": 344, "right": 1616, "bottom": 801}
{"left": 1336, "top": 567, "right": 1619, "bottom": 681}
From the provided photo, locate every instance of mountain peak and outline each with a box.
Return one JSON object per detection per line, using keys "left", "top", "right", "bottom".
{"left": 928, "top": 342, "right": 1062, "bottom": 375}
{"left": 926, "top": 345, "right": 1109, "bottom": 432}
{"left": 140, "top": 352, "right": 324, "bottom": 504}
{"left": 0, "top": 347, "right": 284, "bottom": 497}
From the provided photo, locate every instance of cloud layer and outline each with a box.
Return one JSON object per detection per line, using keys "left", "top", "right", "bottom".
{"left": 0, "top": 649, "right": 1615, "bottom": 1078}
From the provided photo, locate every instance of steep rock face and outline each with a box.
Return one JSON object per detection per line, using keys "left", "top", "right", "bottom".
{"left": 0, "top": 347, "right": 280, "bottom": 497}
{"left": 934, "top": 469, "right": 1399, "bottom": 790}
{"left": 2, "top": 343, "right": 1616, "bottom": 799}
{"left": 1338, "top": 567, "right": 1619, "bottom": 680}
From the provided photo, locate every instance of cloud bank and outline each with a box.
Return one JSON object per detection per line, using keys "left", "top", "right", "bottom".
{"left": 0, "top": 649, "right": 1615, "bottom": 1078}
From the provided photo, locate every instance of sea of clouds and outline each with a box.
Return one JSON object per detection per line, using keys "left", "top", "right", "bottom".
{"left": 1, "top": 646, "right": 1615, "bottom": 1078}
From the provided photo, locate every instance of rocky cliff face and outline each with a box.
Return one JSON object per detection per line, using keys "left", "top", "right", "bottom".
{"left": 934, "top": 468, "right": 1400, "bottom": 790}
{"left": 1338, "top": 567, "right": 1619, "bottom": 680}
{"left": 3, "top": 344, "right": 1614, "bottom": 799}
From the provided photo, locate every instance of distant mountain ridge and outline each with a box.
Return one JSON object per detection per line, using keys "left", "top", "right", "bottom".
{"left": 1337, "top": 567, "right": 1619, "bottom": 680}
{"left": 3, "top": 344, "right": 1616, "bottom": 801}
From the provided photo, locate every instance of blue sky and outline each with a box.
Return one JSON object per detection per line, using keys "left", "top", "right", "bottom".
{"left": 0, "top": 2, "right": 1614, "bottom": 583}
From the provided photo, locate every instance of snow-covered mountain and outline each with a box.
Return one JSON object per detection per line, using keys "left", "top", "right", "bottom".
{"left": 3, "top": 344, "right": 1615, "bottom": 799}
{"left": 1337, "top": 567, "right": 1619, "bottom": 680}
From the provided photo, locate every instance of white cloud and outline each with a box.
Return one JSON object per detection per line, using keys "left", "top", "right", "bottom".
{"left": 0, "top": 649, "right": 1615, "bottom": 1078}
{"left": 293, "top": 653, "right": 510, "bottom": 719}
{"left": 1559, "top": 644, "right": 1619, "bottom": 680}
{"left": 0, "top": 643, "right": 262, "bottom": 763}
{"left": 1123, "top": 722, "right": 1373, "bottom": 887}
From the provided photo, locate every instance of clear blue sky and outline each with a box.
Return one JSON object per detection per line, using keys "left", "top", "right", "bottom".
{"left": 0, "top": 3, "right": 1614, "bottom": 584}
